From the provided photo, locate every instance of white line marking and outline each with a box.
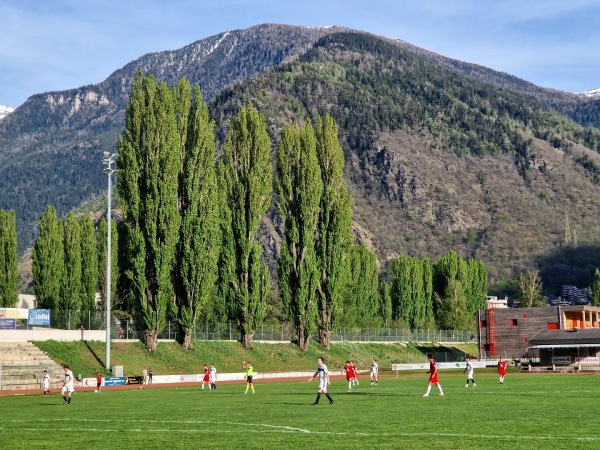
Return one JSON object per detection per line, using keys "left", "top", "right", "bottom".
{"left": 4, "top": 420, "right": 600, "bottom": 441}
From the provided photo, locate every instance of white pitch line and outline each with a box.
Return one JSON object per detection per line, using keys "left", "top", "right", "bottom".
{"left": 4, "top": 421, "right": 600, "bottom": 441}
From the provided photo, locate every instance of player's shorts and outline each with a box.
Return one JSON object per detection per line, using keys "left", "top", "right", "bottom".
{"left": 429, "top": 374, "right": 439, "bottom": 384}
{"left": 498, "top": 369, "right": 506, "bottom": 376}
{"left": 203, "top": 375, "right": 210, "bottom": 382}
{"left": 370, "top": 371, "right": 377, "bottom": 377}
{"left": 43, "top": 382, "right": 49, "bottom": 389}
{"left": 318, "top": 379, "right": 327, "bottom": 391}
{"left": 246, "top": 376, "right": 253, "bottom": 383}
{"left": 62, "top": 385, "right": 75, "bottom": 394}
{"left": 97, "top": 382, "right": 102, "bottom": 388}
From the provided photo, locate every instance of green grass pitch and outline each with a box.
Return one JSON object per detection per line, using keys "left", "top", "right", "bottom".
{"left": 1, "top": 373, "right": 598, "bottom": 449}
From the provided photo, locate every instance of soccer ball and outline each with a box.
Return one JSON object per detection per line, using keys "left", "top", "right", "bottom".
{"left": 94, "top": 390, "right": 98, "bottom": 393}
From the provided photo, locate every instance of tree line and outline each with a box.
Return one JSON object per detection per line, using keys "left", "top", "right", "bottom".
{"left": 24, "top": 73, "right": 491, "bottom": 352}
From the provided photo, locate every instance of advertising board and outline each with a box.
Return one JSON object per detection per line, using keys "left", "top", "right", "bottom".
{"left": 28, "top": 309, "right": 50, "bottom": 326}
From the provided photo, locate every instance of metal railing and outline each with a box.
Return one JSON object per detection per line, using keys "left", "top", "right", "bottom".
{"left": 17, "top": 310, "right": 474, "bottom": 344}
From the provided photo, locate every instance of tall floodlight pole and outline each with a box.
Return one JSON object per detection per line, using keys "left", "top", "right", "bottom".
{"left": 102, "top": 152, "right": 118, "bottom": 371}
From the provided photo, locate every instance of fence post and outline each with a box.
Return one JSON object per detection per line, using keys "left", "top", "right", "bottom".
{"left": 229, "top": 322, "right": 231, "bottom": 341}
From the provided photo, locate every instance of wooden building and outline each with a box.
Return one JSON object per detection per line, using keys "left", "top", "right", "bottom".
{"left": 528, "top": 329, "right": 600, "bottom": 366}
{"left": 477, "top": 305, "right": 600, "bottom": 359}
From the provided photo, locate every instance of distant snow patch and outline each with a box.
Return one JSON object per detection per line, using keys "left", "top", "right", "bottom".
{"left": 205, "top": 32, "right": 230, "bottom": 57}
{"left": 577, "top": 88, "right": 600, "bottom": 99}
{"left": 0, "top": 104, "right": 15, "bottom": 121}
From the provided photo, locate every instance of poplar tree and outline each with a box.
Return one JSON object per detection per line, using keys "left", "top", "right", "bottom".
{"left": 421, "top": 258, "right": 435, "bottom": 327}
{"left": 390, "top": 256, "right": 414, "bottom": 327}
{"left": 96, "top": 217, "right": 118, "bottom": 312}
{"left": 33, "top": 206, "right": 64, "bottom": 310}
{"left": 432, "top": 250, "right": 468, "bottom": 325}
{"left": 0, "top": 210, "right": 18, "bottom": 307}
{"left": 61, "top": 212, "right": 82, "bottom": 316}
{"left": 466, "top": 259, "right": 488, "bottom": 313}
{"left": 275, "top": 121, "right": 322, "bottom": 350}
{"left": 174, "top": 81, "right": 220, "bottom": 349}
{"left": 117, "top": 72, "right": 181, "bottom": 352}
{"left": 379, "top": 281, "right": 393, "bottom": 327}
{"left": 219, "top": 105, "right": 272, "bottom": 348}
{"left": 591, "top": 269, "right": 600, "bottom": 307}
{"left": 79, "top": 214, "right": 98, "bottom": 312}
{"left": 315, "top": 114, "right": 352, "bottom": 348}
{"left": 345, "top": 243, "right": 380, "bottom": 326}
{"left": 410, "top": 258, "right": 427, "bottom": 328}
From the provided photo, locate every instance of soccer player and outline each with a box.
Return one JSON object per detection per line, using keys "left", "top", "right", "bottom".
{"left": 308, "top": 357, "right": 334, "bottom": 405}
{"left": 343, "top": 360, "right": 356, "bottom": 389}
{"left": 61, "top": 364, "right": 75, "bottom": 404}
{"left": 370, "top": 358, "right": 379, "bottom": 385}
{"left": 42, "top": 369, "right": 52, "bottom": 396}
{"left": 350, "top": 360, "right": 359, "bottom": 386}
{"left": 243, "top": 361, "right": 255, "bottom": 394}
{"left": 464, "top": 356, "right": 476, "bottom": 387}
{"left": 96, "top": 372, "right": 102, "bottom": 392}
{"left": 498, "top": 356, "right": 508, "bottom": 384}
{"left": 201, "top": 364, "right": 210, "bottom": 390}
{"left": 142, "top": 366, "right": 148, "bottom": 385}
{"left": 148, "top": 368, "right": 153, "bottom": 384}
{"left": 423, "top": 354, "right": 444, "bottom": 397}
{"left": 209, "top": 363, "right": 217, "bottom": 390}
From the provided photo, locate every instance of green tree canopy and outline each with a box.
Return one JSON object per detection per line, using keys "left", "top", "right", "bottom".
{"left": 218, "top": 105, "right": 272, "bottom": 348}
{"left": 117, "top": 71, "right": 181, "bottom": 353}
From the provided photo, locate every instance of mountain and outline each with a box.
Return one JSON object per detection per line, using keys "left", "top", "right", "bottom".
{"left": 0, "top": 24, "right": 343, "bottom": 250}
{"left": 2, "top": 24, "right": 600, "bottom": 294}
{"left": 0, "top": 105, "right": 15, "bottom": 121}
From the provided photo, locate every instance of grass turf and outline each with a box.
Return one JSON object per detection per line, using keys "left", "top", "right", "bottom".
{"left": 1, "top": 372, "right": 598, "bottom": 449}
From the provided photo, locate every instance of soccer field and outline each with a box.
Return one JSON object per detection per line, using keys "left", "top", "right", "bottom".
{"left": 1, "top": 373, "right": 598, "bottom": 449}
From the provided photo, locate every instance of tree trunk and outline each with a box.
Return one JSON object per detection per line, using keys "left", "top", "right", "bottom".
{"left": 181, "top": 328, "right": 193, "bottom": 350}
{"left": 242, "top": 330, "right": 254, "bottom": 349}
{"left": 318, "top": 328, "right": 331, "bottom": 349}
{"left": 145, "top": 329, "right": 159, "bottom": 353}
{"left": 297, "top": 325, "right": 310, "bottom": 351}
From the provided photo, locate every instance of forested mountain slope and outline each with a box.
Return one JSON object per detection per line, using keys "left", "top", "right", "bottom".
{"left": 209, "top": 32, "right": 600, "bottom": 292}
{"left": 1, "top": 25, "right": 600, "bottom": 293}
{"left": 0, "top": 24, "right": 342, "bottom": 250}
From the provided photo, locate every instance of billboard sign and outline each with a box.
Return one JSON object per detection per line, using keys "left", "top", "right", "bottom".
{"left": 28, "top": 309, "right": 50, "bottom": 326}
{"left": 0, "top": 318, "right": 16, "bottom": 329}
{"left": 104, "top": 377, "right": 126, "bottom": 386}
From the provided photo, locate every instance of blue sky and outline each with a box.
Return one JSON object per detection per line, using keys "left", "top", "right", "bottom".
{"left": 1, "top": 0, "right": 599, "bottom": 107}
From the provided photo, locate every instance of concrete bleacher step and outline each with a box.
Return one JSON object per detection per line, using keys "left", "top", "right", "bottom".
{"left": 0, "top": 342, "right": 64, "bottom": 391}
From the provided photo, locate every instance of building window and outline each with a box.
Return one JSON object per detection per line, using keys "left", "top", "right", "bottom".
{"left": 511, "top": 319, "right": 518, "bottom": 327}
{"left": 547, "top": 322, "right": 559, "bottom": 330}
{"left": 480, "top": 320, "right": 487, "bottom": 327}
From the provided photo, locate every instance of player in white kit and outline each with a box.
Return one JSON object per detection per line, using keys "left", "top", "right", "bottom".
{"left": 209, "top": 363, "right": 217, "bottom": 390}
{"left": 61, "top": 364, "right": 75, "bottom": 405}
{"left": 308, "top": 357, "right": 334, "bottom": 405}
{"left": 370, "top": 359, "right": 379, "bottom": 385}
{"left": 464, "top": 356, "right": 476, "bottom": 387}
{"left": 42, "top": 369, "right": 52, "bottom": 396}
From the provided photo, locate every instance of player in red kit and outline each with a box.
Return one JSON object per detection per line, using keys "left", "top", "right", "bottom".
{"left": 350, "top": 360, "right": 358, "bottom": 386}
{"left": 343, "top": 361, "right": 356, "bottom": 389}
{"left": 423, "top": 354, "right": 444, "bottom": 397}
{"left": 201, "top": 364, "right": 211, "bottom": 390}
{"left": 498, "top": 356, "right": 507, "bottom": 384}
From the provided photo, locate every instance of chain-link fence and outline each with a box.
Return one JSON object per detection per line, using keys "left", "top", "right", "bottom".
{"left": 26, "top": 310, "right": 474, "bottom": 344}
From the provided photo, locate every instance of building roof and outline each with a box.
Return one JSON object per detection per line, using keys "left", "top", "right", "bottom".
{"left": 529, "top": 329, "right": 600, "bottom": 347}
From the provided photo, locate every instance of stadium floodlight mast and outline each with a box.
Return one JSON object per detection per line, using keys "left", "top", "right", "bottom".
{"left": 102, "top": 151, "right": 118, "bottom": 371}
